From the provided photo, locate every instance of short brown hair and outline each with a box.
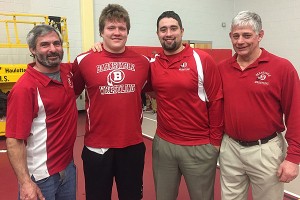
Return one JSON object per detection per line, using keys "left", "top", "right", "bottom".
{"left": 99, "top": 4, "right": 130, "bottom": 35}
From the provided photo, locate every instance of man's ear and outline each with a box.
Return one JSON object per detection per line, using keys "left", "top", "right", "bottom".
{"left": 29, "top": 48, "right": 36, "bottom": 57}
{"left": 258, "top": 30, "right": 264, "bottom": 41}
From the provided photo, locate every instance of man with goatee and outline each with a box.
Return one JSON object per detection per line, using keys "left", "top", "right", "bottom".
{"left": 6, "top": 24, "right": 77, "bottom": 200}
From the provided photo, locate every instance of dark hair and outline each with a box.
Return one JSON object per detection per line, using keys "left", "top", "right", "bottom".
{"left": 99, "top": 4, "right": 130, "bottom": 35}
{"left": 26, "top": 24, "right": 62, "bottom": 50}
{"left": 156, "top": 11, "right": 182, "bottom": 31}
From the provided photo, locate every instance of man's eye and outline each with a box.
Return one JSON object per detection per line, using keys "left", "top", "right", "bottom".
{"left": 243, "top": 35, "right": 252, "bottom": 39}
{"left": 41, "top": 43, "right": 49, "bottom": 47}
{"left": 232, "top": 35, "right": 239, "bottom": 39}
{"left": 53, "top": 42, "right": 62, "bottom": 46}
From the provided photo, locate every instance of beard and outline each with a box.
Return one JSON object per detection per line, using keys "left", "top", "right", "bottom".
{"left": 35, "top": 50, "right": 64, "bottom": 69}
{"left": 161, "top": 40, "right": 181, "bottom": 52}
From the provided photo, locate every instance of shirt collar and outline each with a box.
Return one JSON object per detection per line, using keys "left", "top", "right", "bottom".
{"left": 158, "top": 43, "right": 192, "bottom": 61}
{"left": 26, "top": 62, "right": 62, "bottom": 86}
{"left": 229, "top": 48, "right": 270, "bottom": 69}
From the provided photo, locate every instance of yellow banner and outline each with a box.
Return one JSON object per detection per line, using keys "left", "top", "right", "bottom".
{"left": 0, "top": 64, "right": 27, "bottom": 83}
{"left": 0, "top": 74, "right": 24, "bottom": 83}
{"left": 0, "top": 64, "right": 27, "bottom": 73}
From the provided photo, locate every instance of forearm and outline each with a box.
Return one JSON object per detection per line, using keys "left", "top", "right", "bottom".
{"left": 6, "top": 138, "right": 31, "bottom": 185}
{"left": 207, "top": 98, "right": 224, "bottom": 146}
{"left": 6, "top": 138, "right": 45, "bottom": 200}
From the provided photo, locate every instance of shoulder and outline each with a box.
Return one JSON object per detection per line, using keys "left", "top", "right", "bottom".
{"left": 13, "top": 69, "right": 35, "bottom": 88}
{"left": 191, "top": 48, "right": 211, "bottom": 57}
{"left": 74, "top": 50, "right": 94, "bottom": 65}
{"left": 218, "top": 57, "right": 232, "bottom": 66}
{"left": 263, "top": 49, "right": 295, "bottom": 71}
{"left": 9, "top": 76, "right": 36, "bottom": 101}
{"left": 270, "top": 53, "right": 292, "bottom": 66}
{"left": 192, "top": 49, "right": 217, "bottom": 68}
{"left": 190, "top": 48, "right": 216, "bottom": 66}
{"left": 122, "top": 49, "right": 150, "bottom": 71}
{"left": 59, "top": 63, "right": 72, "bottom": 72}
{"left": 126, "top": 48, "right": 150, "bottom": 63}
{"left": 217, "top": 56, "right": 234, "bottom": 70}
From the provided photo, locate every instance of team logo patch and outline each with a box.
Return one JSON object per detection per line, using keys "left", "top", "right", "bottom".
{"left": 67, "top": 73, "right": 73, "bottom": 88}
{"left": 179, "top": 62, "right": 190, "bottom": 71}
{"left": 254, "top": 71, "right": 271, "bottom": 85}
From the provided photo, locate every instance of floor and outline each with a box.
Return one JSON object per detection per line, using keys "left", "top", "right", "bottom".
{"left": 0, "top": 111, "right": 298, "bottom": 200}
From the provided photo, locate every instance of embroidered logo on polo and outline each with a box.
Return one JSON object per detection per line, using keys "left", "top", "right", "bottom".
{"left": 179, "top": 62, "right": 190, "bottom": 71}
{"left": 67, "top": 73, "right": 73, "bottom": 88}
{"left": 254, "top": 71, "right": 271, "bottom": 85}
{"left": 96, "top": 62, "right": 136, "bottom": 95}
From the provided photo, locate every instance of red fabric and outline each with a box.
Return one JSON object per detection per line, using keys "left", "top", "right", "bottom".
{"left": 219, "top": 48, "right": 300, "bottom": 164}
{"left": 6, "top": 63, "right": 77, "bottom": 176}
{"left": 150, "top": 45, "right": 224, "bottom": 146}
{"left": 73, "top": 48, "right": 150, "bottom": 148}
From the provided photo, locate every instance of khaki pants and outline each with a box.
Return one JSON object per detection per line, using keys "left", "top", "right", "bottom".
{"left": 152, "top": 135, "right": 219, "bottom": 200}
{"left": 219, "top": 134, "right": 286, "bottom": 200}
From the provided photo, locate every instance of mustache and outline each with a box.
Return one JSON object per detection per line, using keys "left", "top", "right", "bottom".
{"left": 163, "top": 36, "right": 175, "bottom": 40}
{"left": 47, "top": 52, "right": 60, "bottom": 57}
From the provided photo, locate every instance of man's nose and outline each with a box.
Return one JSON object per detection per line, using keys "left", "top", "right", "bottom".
{"left": 49, "top": 43, "right": 57, "bottom": 51}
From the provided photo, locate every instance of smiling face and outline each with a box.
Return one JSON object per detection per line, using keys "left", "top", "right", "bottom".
{"left": 157, "top": 17, "right": 184, "bottom": 55}
{"left": 30, "top": 31, "right": 64, "bottom": 71}
{"left": 101, "top": 19, "right": 128, "bottom": 53}
{"left": 230, "top": 25, "right": 264, "bottom": 59}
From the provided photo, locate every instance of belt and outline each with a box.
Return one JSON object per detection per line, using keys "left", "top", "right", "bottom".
{"left": 231, "top": 132, "right": 278, "bottom": 147}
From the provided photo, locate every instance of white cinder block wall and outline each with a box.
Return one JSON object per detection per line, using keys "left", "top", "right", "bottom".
{"left": 93, "top": 0, "right": 233, "bottom": 48}
{"left": 233, "top": 0, "right": 300, "bottom": 74}
{"left": 2, "top": 0, "right": 300, "bottom": 74}
{"left": 1, "top": 0, "right": 300, "bottom": 197}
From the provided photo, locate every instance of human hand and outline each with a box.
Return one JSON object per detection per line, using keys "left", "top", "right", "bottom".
{"left": 213, "top": 145, "right": 220, "bottom": 151}
{"left": 146, "top": 92, "right": 156, "bottom": 99}
{"left": 19, "top": 180, "right": 45, "bottom": 200}
{"left": 91, "top": 42, "right": 103, "bottom": 52}
{"left": 277, "top": 160, "right": 299, "bottom": 183}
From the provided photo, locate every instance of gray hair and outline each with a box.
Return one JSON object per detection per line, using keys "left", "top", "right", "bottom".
{"left": 26, "top": 24, "right": 63, "bottom": 49}
{"left": 231, "top": 11, "right": 262, "bottom": 34}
